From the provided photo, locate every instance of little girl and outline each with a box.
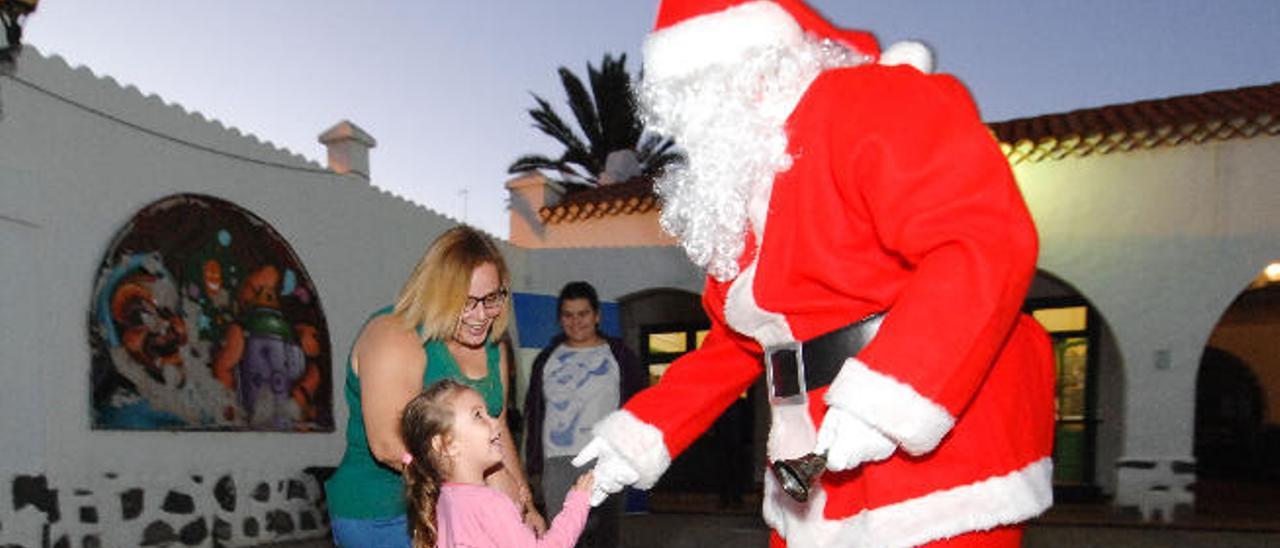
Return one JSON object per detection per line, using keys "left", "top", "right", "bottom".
{"left": 400, "top": 379, "right": 594, "bottom": 548}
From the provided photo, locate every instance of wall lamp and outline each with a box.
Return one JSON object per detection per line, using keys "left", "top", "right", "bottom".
{"left": 1, "top": 0, "right": 38, "bottom": 65}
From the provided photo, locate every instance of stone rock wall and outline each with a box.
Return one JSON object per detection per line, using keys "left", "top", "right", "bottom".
{"left": 0, "top": 468, "right": 331, "bottom": 548}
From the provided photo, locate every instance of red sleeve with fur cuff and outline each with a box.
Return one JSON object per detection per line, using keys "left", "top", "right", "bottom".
{"left": 608, "top": 277, "right": 763, "bottom": 482}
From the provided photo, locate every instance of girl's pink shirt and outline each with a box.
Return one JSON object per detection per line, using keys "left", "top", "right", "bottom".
{"left": 435, "top": 483, "right": 589, "bottom": 548}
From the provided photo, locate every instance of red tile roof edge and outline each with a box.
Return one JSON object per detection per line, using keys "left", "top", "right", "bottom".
{"left": 539, "top": 81, "right": 1280, "bottom": 222}
{"left": 990, "top": 81, "right": 1280, "bottom": 165}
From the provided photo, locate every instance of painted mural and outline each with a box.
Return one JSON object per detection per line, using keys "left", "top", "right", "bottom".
{"left": 90, "top": 194, "right": 332, "bottom": 432}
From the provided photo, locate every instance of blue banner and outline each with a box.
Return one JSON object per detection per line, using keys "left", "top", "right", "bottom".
{"left": 511, "top": 292, "right": 620, "bottom": 348}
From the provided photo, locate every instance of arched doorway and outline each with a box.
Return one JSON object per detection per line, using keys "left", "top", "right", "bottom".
{"left": 1025, "top": 271, "right": 1124, "bottom": 501}
{"left": 1195, "top": 263, "right": 1280, "bottom": 515}
{"left": 616, "top": 288, "right": 708, "bottom": 387}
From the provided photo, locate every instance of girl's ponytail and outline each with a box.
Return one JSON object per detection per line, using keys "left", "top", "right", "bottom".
{"left": 401, "top": 379, "right": 466, "bottom": 547}
{"left": 403, "top": 453, "right": 443, "bottom": 546}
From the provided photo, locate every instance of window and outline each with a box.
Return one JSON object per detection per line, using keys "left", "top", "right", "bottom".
{"left": 641, "top": 324, "right": 709, "bottom": 386}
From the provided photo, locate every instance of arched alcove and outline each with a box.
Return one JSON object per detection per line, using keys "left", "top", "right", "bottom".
{"left": 1194, "top": 263, "right": 1280, "bottom": 515}
{"left": 1026, "top": 270, "right": 1125, "bottom": 500}
{"left": 89, "top": 193, "right": 332, "bottom": 432}
{"left": 616, "top": 287, "right": 707, "bottom": 370}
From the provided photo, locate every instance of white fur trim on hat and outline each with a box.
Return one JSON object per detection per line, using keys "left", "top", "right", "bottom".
{"left": 643, "top": 1, "right": 804, "bottom": 82}
{"left": 879, "top": 40, "right": 933, "bottom": 73}
{"left": 825, "top": 357, "right": 955, "bottom": 455}
{"left": 763, "top": 456, "right": 1053, "bottom": 547}
{"left": 592, "top": 410, "right": 671, "bottom": 489}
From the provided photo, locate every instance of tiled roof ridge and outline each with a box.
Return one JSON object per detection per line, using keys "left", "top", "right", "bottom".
{"left": 540, "top": 81, "right": 1280, "bottom": 223}
{"left": 989, "top": 81, "right": 1280, "bottom": 165}
{"left": 539, "top": 177, "right": 659, "bottom": 224}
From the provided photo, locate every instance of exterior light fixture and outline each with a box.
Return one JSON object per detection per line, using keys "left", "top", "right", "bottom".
{"left": 1, "top": 0, "right": 38, "bottom": 65}
{"left": 1265, "top": 262, "right": 1280, "bottom": 283}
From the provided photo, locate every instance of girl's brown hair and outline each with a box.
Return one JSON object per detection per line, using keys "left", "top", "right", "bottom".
{"left": 400, "top": 379, "right": 471, "bottom": 547}
{"left": 393, "top": 225, "right": 511, "bottom": 342}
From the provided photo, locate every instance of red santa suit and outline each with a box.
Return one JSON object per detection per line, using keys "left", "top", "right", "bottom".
{"left": 584, "top": 2, "right": 1056, "bottom": 547}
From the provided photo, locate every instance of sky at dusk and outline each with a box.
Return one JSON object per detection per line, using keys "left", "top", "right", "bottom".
{"left": 23, "top": 1, "right": 1280, "bottom": 238}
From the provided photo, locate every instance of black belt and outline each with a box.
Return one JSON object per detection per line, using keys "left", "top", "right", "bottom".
{"left": 765, "top": 313, "right": 884, "bottom": 403}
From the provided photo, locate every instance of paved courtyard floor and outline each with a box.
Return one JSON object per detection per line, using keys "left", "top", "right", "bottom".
{"left": 266, "top": 480, "right": 1280, "bottom": 547}
{"left": 267, "top": 507, "right": 1280, "bottom": 548}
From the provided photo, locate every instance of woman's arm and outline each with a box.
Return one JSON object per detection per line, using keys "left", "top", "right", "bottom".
{"left": 355, "top": 316, "right": 426, "bottom": 470}
{"left": 489, "top": 340, "right": 548, "bottom": 534}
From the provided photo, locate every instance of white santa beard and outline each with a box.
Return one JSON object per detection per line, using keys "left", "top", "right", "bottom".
{"left": 641, "top": 38, "right": 866, "bottom": 281}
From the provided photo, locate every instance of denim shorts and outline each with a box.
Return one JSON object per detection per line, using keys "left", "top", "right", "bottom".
{"left": 330, "top": 513, "right": 411, "bottom": 548}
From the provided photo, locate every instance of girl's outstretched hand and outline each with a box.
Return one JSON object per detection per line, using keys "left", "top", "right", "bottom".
{"left": 571, "top": 471, "right": 595, "bottom": 494}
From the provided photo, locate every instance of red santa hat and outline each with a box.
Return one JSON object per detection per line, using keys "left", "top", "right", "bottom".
{"left": 643, "top": 0, "right": 931, "bottom": 82}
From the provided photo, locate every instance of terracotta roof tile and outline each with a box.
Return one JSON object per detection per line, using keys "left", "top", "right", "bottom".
{"left": 539, "top": 177, "right": 660, "bottom": 224}
{"left": 539, "top": 81, "right": 1280, "bottom": 223}
{"left": 991, "top": 81, "right": 1280, "bottom": 165}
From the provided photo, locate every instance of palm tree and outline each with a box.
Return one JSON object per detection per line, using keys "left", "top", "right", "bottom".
{"left": 508, "top": 53, "right": 682, "bottom": 192}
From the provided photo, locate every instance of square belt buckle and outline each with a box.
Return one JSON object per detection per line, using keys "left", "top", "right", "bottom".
{"left": 765, "top": 341, "right": 807, "bottom": 405}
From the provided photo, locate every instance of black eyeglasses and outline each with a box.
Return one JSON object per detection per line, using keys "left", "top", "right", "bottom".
{"left": 464, "top": 288, "right": 509, "bottom": 313}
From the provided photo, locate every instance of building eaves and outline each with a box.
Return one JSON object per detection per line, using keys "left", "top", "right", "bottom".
{"left": 537, "top": 81, "right": 1280, "bottom": 224}
{"left": 990, "top": 81, "right": 1280, "bottom": 165}
{"left": 538, "top": 177, "right": 659, "bottom": 224}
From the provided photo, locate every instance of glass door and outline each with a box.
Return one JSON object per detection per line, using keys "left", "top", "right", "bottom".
{"left": 1028, "top": 300, "right": 1099, "bottom": 498}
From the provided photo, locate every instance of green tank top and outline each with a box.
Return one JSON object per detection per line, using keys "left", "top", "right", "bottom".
{"left": 423, "top": 339, "right": 504, "bottom": 417}
{"left": 324, "top": 306, "right": 505, "bottom": 519}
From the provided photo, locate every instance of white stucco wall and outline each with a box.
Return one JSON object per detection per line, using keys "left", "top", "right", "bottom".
{"left": 1017, "top": 134, "right": 1280, "bottom": 487}
{"left": 518, "top": 246, "right": 703, "bottom": 299}
{"left": 0, "top": 49, "right": 531, "bottom": 546}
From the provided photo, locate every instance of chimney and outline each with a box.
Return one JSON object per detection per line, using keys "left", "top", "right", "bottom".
{"left": 318, "top": 120, "right": 377, "bottom": 179}
{"left": 505, "top": 172, "right": 564, "bottom": 247}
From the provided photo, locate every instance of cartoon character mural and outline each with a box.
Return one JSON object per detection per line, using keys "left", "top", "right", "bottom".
{"left": 90, "top": 194, "right": 332, "bottom": 431}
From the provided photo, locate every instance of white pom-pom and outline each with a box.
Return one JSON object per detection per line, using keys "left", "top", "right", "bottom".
{"left": 880, "top": 41, "right": 933, "bottom": 74}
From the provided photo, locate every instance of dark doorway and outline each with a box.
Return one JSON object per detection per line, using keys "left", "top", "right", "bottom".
{"left": 618, "top": 288, "right": 757, "bottom": 510}
{"left": 639, "top": 322, "right": 755, "bottom": 508}
{"left": 1194, "top": 347, "right": 1265, "bottom": 479}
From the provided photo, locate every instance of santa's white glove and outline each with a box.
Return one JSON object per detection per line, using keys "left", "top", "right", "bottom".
{"left": 571, "top": 437, "right": 639, "bottom": 506}
{"left": 814, "top": 406, "right": 896, "bottom": 471}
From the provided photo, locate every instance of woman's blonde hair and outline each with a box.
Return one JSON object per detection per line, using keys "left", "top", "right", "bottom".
{"left": 394, "top": 226, "right": 511, "bottom": 342}
{"left": 401, "top": 379, "right": 471, "bottom": 547}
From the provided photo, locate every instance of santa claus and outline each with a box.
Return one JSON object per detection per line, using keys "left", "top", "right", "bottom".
{"left": 572, "top": 1, "right": 1057, "bottom": 546}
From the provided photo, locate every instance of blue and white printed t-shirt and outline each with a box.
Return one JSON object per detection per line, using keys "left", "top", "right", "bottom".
{"left": 542, "top": 342, "right": 620, "bottom": 458}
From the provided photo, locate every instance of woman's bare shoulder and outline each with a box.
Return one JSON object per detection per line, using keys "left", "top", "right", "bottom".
{"left": 353, "top": 315, "right": 424, "bottom": 374}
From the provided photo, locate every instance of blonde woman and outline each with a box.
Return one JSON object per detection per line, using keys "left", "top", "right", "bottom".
{"left": 326, "top": 226, "right": 546, "bottom": 547}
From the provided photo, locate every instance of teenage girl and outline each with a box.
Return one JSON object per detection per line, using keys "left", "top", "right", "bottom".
{"left": 401, "top": 380, "right": 595, "bottom": 548}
